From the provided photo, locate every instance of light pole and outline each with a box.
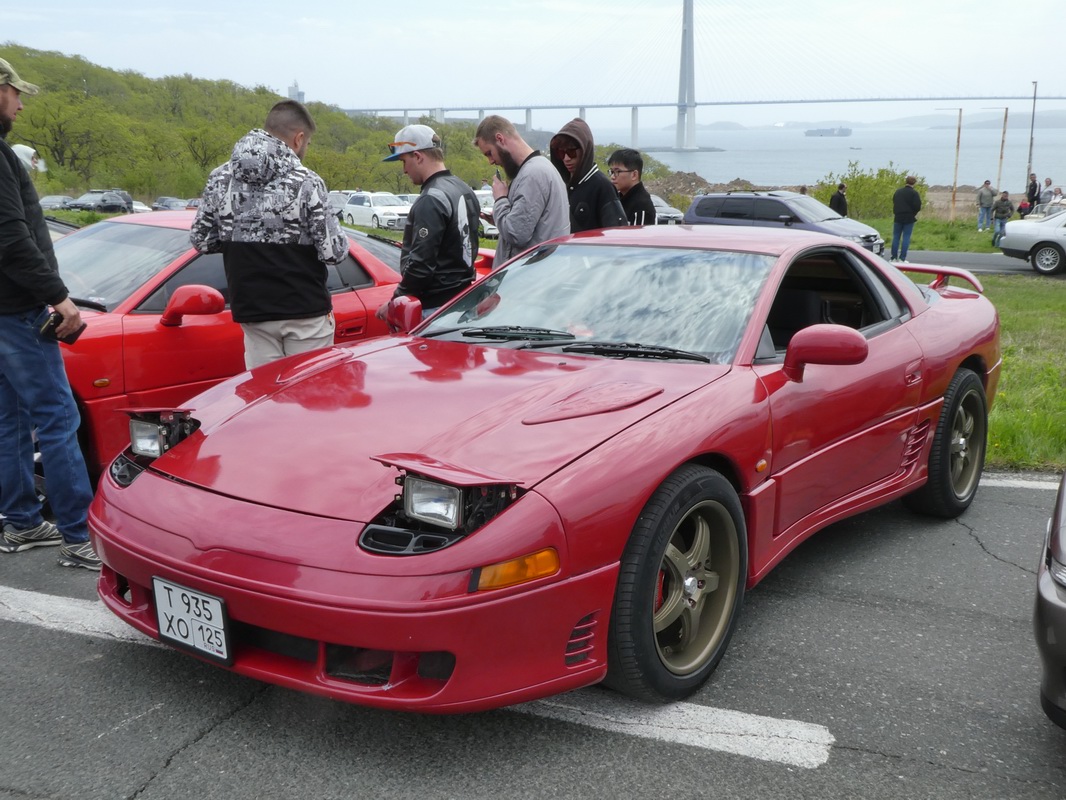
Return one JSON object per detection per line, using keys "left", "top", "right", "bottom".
{"left": 1026, "top": 81, "right": 1037, "bottom": 189}
{"left": 983, "top": 106, "right": 1009, "bottom": 194}
{"left": 938, "top": 107, "right": 963, "bottom": 222}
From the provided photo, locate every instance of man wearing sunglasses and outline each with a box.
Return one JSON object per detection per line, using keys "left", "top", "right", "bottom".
{"left": 473, "top": 115, "right": 569, "bottom": 264}
{"left": 379, "top": 124, "right": 479, "bottom": 320}
{"left": 550, "top": 119, "right": 626, "bottom": 233}
{"left": 607, "top": 148, "right": 657, "bottom": 226}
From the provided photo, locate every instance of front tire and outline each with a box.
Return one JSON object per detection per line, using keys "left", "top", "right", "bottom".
{"left": 1031, "top": 244, "right": 1065, "bottom": 275}
{"left": 605, "top": 465, "right": 747, "bottom": 702}
{"left": 904, "top": 368, "right": 987, "bottom": 518}
{"left": 345, "top": 214, "right": 355, "bottom": 225}
{"left": 371, "top": 215, "right": 380, "bottom": 229}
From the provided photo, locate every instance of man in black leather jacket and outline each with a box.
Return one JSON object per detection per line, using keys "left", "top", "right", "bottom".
{"left": 380, "top": 124, "right": 480, "bottom": 317}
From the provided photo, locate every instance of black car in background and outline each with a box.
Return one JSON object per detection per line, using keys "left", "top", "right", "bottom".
{"left": 67, "top": 190, "right": 131, "bottom": 213}
{"left": 152, "top": 196, "right": 187, "bottom": 211}
{"left": 683, "top": 190, "right": 885, "bottom": 255}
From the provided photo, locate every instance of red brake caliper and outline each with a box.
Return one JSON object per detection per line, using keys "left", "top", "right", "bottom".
{"left": 654, "top": 569, "right": 666, "bottom": 612}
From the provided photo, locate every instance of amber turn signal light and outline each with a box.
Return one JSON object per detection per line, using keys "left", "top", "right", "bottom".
{"left": 475, "top": 548, "right": 560, "bottom": 591}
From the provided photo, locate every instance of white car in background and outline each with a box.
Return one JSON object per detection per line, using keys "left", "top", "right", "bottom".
{"left": 341, "top": 192, "right": 409, "bottom": 230}
{"left": 651, "top": 194, "right": 684, "bottom": 224}
{"left": 394, "top": 193, "right": 418, "bottom": 206}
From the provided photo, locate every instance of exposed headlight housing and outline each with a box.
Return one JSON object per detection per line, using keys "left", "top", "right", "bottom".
{"left": 361, "top": 472, "right": 520, "bottom": 555}
{"left": 127, "top": 409, "right": 199, "bottom": 460}
{"left": 404, "top": 476, "right": 463, "bottom": 531}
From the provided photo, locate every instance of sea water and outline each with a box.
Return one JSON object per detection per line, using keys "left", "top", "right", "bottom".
{"left": 596, "top": 125, "right": 1066, "bottom": 191}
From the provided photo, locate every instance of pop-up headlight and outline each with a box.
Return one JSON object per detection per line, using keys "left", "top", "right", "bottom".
{"left": 403, "top": 476, "right": 463, "bottom": 531}
{"left": 127, "top": 409, "right": 198, "bottom": 460}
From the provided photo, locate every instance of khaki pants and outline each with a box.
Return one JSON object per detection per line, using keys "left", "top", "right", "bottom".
{"left": 241, "top": 313, "right": 335, "bottom": 370}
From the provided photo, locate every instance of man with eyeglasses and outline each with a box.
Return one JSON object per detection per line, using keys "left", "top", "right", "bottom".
{"left": 549, "top": 119, "right": 626, "bottom": 233}
{"left": 378, "top": 124, "right": 479, "bottom": 320}
{"left": 607, "top": 148, "right": 657, "bottom": 226}
{"left": 473, "top": 115, "right": 569, "bottom": 264}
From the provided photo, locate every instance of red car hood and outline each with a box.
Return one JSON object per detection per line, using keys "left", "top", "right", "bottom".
{"left": 154, "top": 339, "right": 729, "bottom": 521}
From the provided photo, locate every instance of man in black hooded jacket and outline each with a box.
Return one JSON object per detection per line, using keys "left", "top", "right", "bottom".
{"left": 549, "top": 119, "right": 626, "bottom": 233}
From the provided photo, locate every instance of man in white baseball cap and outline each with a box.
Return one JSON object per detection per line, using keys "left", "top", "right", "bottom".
{"left": 379, "top": 124, "right": 480, "bottom": 320}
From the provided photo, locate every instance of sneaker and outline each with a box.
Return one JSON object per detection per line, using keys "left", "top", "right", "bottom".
{"left": 0, "top": 521, "right": 62, "bottom": 553}
{"left": 57, "top": 541, "right": 102, "bottom": 571}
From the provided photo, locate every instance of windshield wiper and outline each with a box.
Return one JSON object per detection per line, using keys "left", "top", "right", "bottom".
{"left": 560, "top": 341, "right": 711, "bottom": 363}
{"left": 461, "top": 326, "right": 576, "bottom": 341}
{"left": 70, "top": 296, "right": 108, "bottom": 312}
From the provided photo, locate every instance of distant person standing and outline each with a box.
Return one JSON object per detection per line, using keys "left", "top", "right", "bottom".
{"left": 991, "top": 191, "right": 1015, "bottom": 246}
{"left": 798, "top": 185, "right": 808, "bottom": 195}
{"left": 473, "top": 115, "right": 569, "bottom": 264}
{"left": 975, "top": 180, "right": 995, "bottom": 232}
{"left": 829, "top": 183, "right": 848, "bottom": 217}
{"left": 549, "top": 118, "right": 627, "bottom": 233}
{"left": 1040, "top": 177, "right": 1054, "bottom": 205}
{"left": 1025, "top": 173, "right": 1040, "bottom": 218}
{"left": 890, "top": 175, "right": 922, "bottom": 263}
{"left": 0, "top": 56, "right": 99, "bottom": 570}
{"left": 607, "top": 148, "right": 657, "bottom": 225}
{"left": 191, "top": 100, "right": 348, "bottom": 369}
{"left": 377, "top": 124, "right": 479, "bottom": 319}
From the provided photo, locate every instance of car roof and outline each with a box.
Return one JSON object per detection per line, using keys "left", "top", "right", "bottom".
{"left": 98, "top": 210, "right": 197, "bottom": 230}
{"left": 551, "top": 221, "right": 859, "bottom": 256}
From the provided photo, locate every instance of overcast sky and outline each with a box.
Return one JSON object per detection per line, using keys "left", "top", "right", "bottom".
{"left": 6, "top": 0, "right": 1065, "bottom": 132}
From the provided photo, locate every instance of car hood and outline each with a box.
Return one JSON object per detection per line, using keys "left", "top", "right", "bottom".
{"left": 804, "top": 215, "right": 881, "bottom": 238}
{"left": 155, "top": 340, "right": 728, "bottom": 521}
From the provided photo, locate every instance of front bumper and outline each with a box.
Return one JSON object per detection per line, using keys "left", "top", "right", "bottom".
{"left": 90, "top": 470, "right": 615, "bottom": 713}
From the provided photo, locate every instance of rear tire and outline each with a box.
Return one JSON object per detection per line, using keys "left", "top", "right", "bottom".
{"left": 1031, "top": 244, "right": 1065, "bottom": 275}
{"left": 605, "top": 465, "right": 746, "bottom": 702}
{"left": 904, "top": 368, "right": 987, "bottom": 518}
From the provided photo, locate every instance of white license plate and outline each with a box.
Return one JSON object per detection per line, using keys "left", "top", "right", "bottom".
{"left": 153, "top": 577, "right": 231, "bottom": 664}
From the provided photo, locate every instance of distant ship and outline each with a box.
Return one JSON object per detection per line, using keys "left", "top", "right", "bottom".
{"left": 805, "top": 127, "right": 852, "bottom": 137}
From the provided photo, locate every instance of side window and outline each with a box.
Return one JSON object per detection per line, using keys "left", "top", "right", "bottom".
{"left": 334, "top": 254, "right": 374, "bottom": 290}
{"left": 135, "top": 253, "right": 229, "bottom": 313}
{"left": 718, "top": 197, "right": 753, "bottom": 220}
{"left": 754, "top": 199, "right": 791, "bottom": 222}
{"left": 692, "top": 197, "right": 724, "bottom": 219}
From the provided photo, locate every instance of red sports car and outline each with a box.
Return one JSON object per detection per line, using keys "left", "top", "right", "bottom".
{"left": 53, "top": 211, "right": 494, "bottom": 481}
{"left": 50, "top": 211, "right": 409, "bottom": 479}
{"left": 91, "top": 226, "right": 1000, "bottom": 713}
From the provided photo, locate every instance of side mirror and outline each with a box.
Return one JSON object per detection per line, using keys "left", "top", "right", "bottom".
{"left": 386, "top": 294, "right": 423, "bottom": 333}
{"left": 777, "top": 214, "right": 795, "bottom": 227}
{"left": 782, "top": 324, "right": 868, "bottom": 383}
{"left": 160, "top": 284, "right": 226, "bottom": 327}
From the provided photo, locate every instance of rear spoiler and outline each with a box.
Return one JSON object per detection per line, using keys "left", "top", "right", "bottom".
{"left": 902, "top": 264, "right": 984, "bottom": 293}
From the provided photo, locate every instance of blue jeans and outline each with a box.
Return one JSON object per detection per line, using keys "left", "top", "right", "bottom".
{"left": 992, "top": 217, "right": 1007, "bottom": 243}
{"left": 978, "top": 207, "right": 992, "bottom": 229}
{"left": 891, "top": 222, "right": 915, "bottom": 260}
{"left": 0, "top": 307, "right": 92, "bottom": 543}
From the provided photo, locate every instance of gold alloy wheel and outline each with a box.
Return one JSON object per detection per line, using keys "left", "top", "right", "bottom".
{"left": 653, "top": 499, "right": 741, "bottom": 676}
{"left": 950, "top": 385, "right": 987, "bottom": 501}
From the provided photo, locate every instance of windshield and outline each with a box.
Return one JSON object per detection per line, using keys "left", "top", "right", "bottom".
{"left": 374, "top": 194, "right": 403, "bottom": 206}
{"left": 787, "top": 195, "right": 842, "bottom": 222}
{"left": 422, "top": 244, "right": 775, "bottom": 363}
{"left": 52, "top": 221, "right": 193, "bottom": 310}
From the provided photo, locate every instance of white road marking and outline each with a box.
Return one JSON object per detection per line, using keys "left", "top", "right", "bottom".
{"left": 981, "top": 475, "right": 1059, "bottom": 490}
{"left": 515, "top": 692, "right": 835, "bottom": 769}
{"left": 0, "top": 585, "right": 161, "bottom": 648}
{"left": 0, "top": 585, "right": 835, "bottom": 768}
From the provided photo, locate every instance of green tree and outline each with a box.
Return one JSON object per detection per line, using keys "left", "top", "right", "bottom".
{"left": 815, "top": 161, "right": 927, "bottom": 220}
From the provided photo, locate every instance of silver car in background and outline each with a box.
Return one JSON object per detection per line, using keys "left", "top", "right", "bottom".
{"left": 999, "top": 209, "right": 1066, "bottom": 275}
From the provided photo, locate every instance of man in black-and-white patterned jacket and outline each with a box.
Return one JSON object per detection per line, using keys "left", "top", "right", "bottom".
{"left": 191, "top": 100, "right": 348, "bottom": 369}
